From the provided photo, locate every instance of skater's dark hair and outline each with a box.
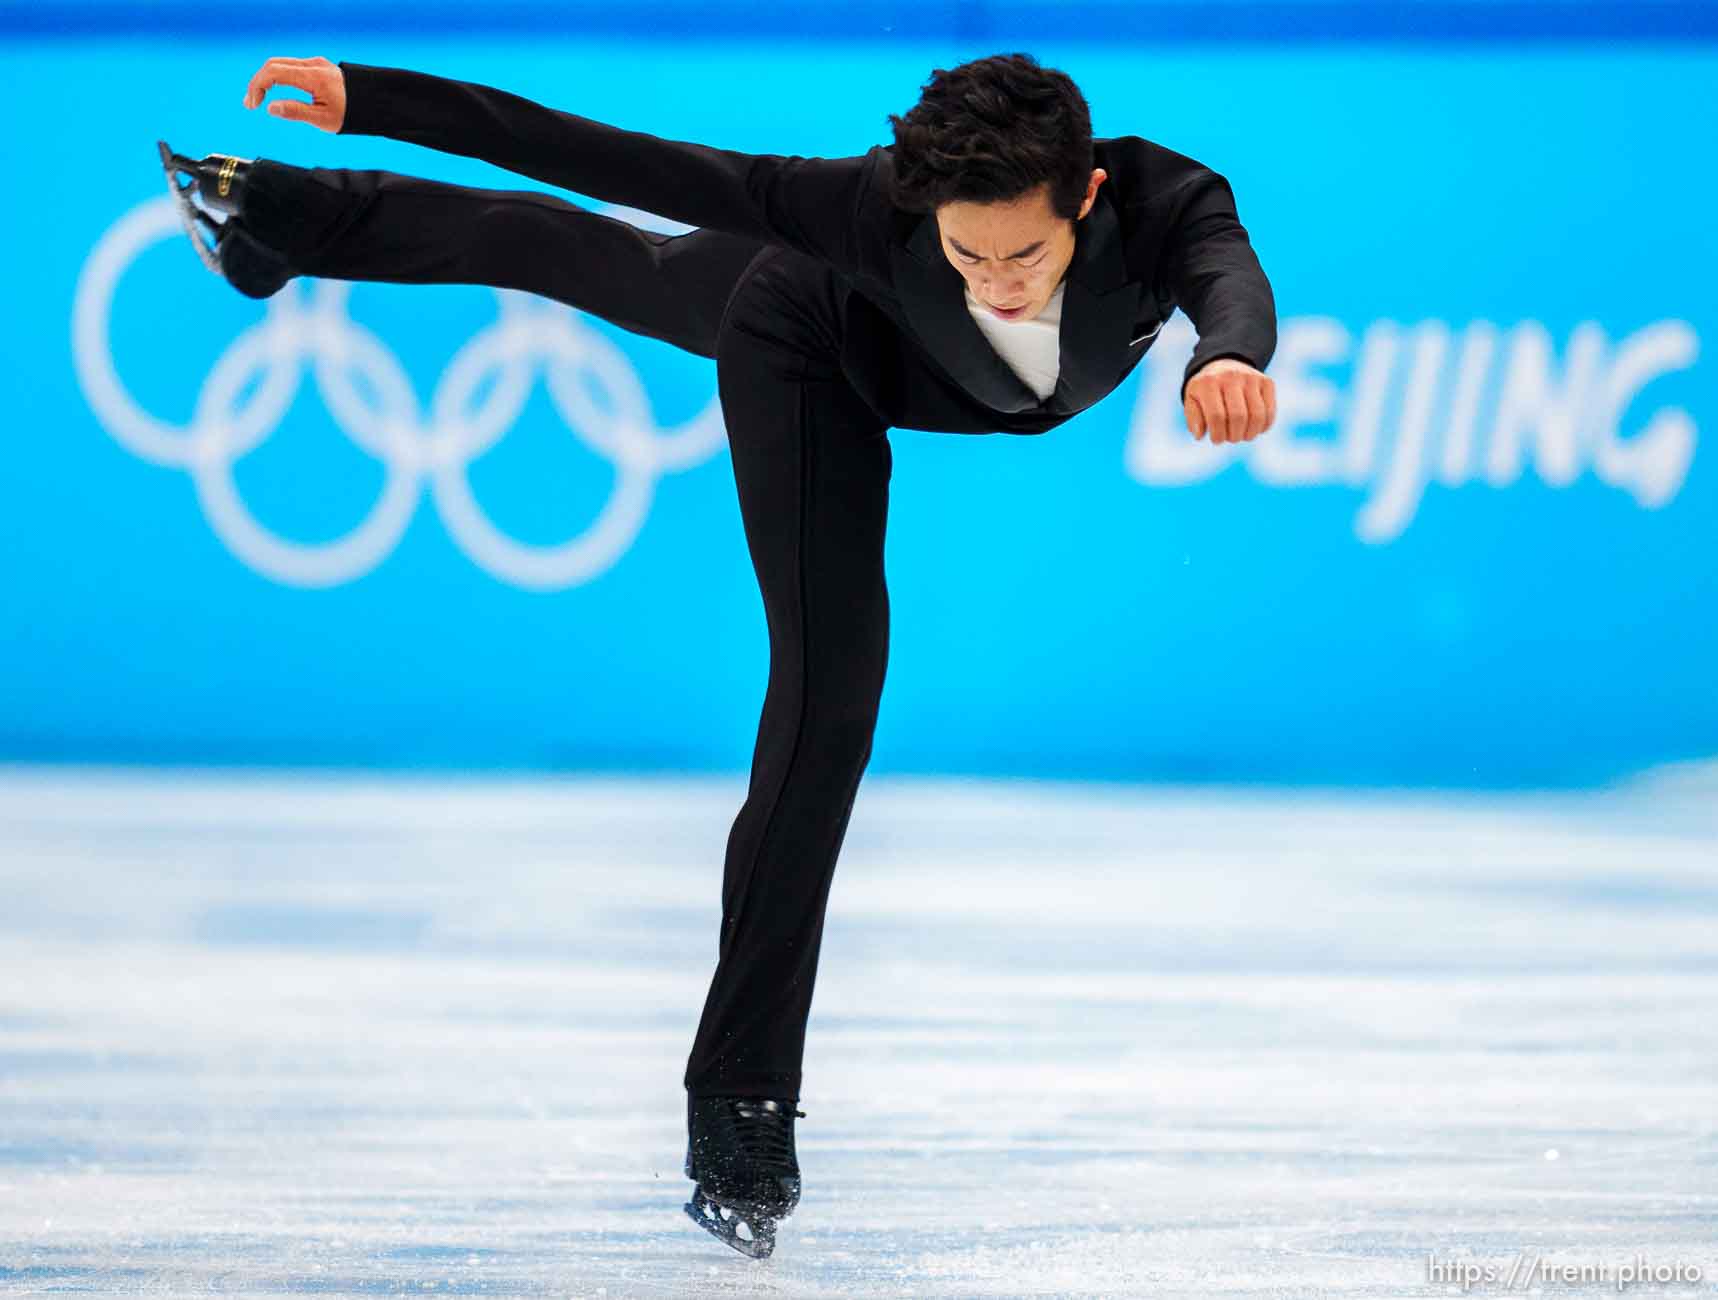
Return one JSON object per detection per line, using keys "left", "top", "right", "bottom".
{"left": 886, "top": 52, "right": 1094, "bottom": 219}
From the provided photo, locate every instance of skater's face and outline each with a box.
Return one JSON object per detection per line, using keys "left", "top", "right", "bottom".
{"left": 935, "top": 169, "right": 1107, "bottom": 323}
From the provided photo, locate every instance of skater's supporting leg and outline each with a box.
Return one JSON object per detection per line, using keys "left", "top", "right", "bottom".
{"left": 238, "top": 159, "right": 765, "bottom": 357}
{"left": 684, "top": 248, "right": 892, "bottom": 1102}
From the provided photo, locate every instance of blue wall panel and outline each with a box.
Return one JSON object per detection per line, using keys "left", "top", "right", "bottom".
{"left": 2, "top": 35, "right": 1713, "bottom": 785}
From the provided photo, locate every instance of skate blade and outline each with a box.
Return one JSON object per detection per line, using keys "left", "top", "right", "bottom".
{"left": 684, "top": 1187, "right": 778, "bottom": 1259}
{"left": 157, "top": 139, "right": 226, "bottom": 275}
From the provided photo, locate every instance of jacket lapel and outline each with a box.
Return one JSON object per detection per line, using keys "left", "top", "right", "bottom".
{"left": 890, "top": 184, "right": 1140, "bottom": 416}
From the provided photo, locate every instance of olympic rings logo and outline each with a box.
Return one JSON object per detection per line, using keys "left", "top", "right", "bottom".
{"left": 71, "top": 195, "right": 726, "bottom": 590}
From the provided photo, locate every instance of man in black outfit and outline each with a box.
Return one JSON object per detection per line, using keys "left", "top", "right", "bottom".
{"left": 160, "top": 49, "right": 1276, "bottom": 1259}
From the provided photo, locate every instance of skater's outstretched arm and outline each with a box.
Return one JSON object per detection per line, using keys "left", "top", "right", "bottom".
{"left": 1158, "top": 167, "right": 1278, "bottom": 438}
{"left": 242, "top": 56, "right": 876, "bottom": 274}
{"left": 1161, "top": 172, "right": 1274, "bottom": 377}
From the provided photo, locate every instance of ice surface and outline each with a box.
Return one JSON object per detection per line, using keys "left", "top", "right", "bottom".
{"left": 0, "top": 764, "right": 1714, "bottom": 1297}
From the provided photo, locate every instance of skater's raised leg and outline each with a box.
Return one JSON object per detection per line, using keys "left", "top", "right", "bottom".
{"left": 161, "top": 146, "right": 764, "bottom": 356}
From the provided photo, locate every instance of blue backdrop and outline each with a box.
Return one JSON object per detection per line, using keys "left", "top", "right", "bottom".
{"left": 2, "top": 19, "right": 1714, "bottom": 786}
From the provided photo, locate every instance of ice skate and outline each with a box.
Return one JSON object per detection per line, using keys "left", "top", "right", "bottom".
{"left": 682, "top": 1095, "right": 804, "bottom": 1259}
{"left": 156, "top": 139, "right": 292, "bottom": 298}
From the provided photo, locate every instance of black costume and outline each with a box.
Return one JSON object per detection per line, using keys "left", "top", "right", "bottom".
{"left": 229, "top": 60, "right": 1277, "bottom": 1106}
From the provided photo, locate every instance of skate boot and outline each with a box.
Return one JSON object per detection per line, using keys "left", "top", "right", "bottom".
{"left": 683, "top": 1095, "right": 804, "bottom": 1259}
{"left": 157, "top": 139, "right": 292, "bottom": 299}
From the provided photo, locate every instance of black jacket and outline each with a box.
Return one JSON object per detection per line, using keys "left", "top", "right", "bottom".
{"left": 335, "top": 61, "right": 1277, "bottom": 436}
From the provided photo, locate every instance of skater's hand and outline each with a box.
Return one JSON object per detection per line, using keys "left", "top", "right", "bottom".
{"left": 243, "top": 56, "right": 346, "bottom": 133}
{"left": 1184, "top": 357, "right": 1275, "bottom": 445}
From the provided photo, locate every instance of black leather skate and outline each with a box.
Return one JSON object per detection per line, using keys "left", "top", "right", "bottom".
{"left": 157, "top": 139, "right": 291, "bottom": 298}
{"left": 683, "top": 1095, "right": 805, "bottom": 1259}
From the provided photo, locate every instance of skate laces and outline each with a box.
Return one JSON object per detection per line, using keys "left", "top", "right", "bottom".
{"left": 728, "top": 1099, "right": 805, "bottom": 1169}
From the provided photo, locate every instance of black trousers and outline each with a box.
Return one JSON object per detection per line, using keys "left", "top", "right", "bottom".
{"left": 240, "top": 161, "right": 890, "bottom": 1103}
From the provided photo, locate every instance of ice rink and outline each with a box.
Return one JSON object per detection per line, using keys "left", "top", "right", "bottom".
{"left": 1, "top": 765, "right": 1713, "bottom": 1297}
